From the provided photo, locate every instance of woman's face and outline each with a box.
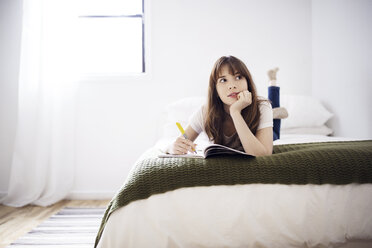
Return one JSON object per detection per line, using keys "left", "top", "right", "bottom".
{"left": 215, "top": 65, "right": 248, "bottom": 108}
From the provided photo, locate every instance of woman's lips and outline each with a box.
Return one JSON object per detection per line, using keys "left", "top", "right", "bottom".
{"left": 228, "top": 92, "right": 239, "bottom": 98}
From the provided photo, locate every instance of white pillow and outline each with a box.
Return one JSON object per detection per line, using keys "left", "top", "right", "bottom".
{"left": 282, "top": 125, "right": 333, "bottom": 136}
{"left": 165, "top": 96, "right": 206, "bottom": 123}
{"left": 161, "top": 97, "right": 206, "bottom": 139}
{"left": 280, "top": 95, "right": 333, "bottom": 128}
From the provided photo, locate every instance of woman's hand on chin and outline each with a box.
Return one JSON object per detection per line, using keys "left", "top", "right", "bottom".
{"left": 229, "top": 90, "right": 252, "bottom": 114}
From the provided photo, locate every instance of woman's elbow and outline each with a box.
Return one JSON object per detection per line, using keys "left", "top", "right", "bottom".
{"left": 256, "top": 146, "right": 273, "bottom": 157}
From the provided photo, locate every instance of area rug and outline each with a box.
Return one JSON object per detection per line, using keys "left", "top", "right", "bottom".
{"left": 8, "top": 207, "right": 106, "bottom": 248}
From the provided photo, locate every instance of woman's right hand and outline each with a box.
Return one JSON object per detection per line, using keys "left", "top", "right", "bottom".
{"left": 169, "top": 136, "right": 197, "bottom": 155}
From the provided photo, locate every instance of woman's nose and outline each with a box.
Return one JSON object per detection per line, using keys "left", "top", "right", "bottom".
{"left": 228, "top": 84, "right": 237, "bottom": 90}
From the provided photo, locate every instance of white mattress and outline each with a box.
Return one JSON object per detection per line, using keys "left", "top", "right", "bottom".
{"left": 97, "top": 135, "right": 372, "bottom": 248}
{"left": 274, "top": 134, "right": 360, "bottom": 145}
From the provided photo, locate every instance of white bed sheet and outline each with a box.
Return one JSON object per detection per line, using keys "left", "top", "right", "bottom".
{"left": 97, "top": 135, "right": 372, "bottom": 248}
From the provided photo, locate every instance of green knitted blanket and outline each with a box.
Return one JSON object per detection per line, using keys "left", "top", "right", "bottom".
{"left": 95, "top": 140, "right": 372, "bottom": 247}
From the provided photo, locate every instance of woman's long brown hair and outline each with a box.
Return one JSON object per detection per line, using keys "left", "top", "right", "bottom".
{"left": 204, "top": 56, "right": 262, "bottom": 145}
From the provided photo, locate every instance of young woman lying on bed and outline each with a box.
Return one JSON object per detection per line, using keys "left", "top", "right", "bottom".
{"left": 167, "top": 55, "right": 287, "bottom": 157}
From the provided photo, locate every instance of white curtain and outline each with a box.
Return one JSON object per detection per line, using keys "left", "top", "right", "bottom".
{"left": 0, "top": 0, "right": 78, "bottom": 207}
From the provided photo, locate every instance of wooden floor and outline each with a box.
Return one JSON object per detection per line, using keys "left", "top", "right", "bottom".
{"left": 0, "top": 199, "right": 110, "bottom": 248}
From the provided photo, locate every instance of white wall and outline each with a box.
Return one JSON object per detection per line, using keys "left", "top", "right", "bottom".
{"left": 0, "top": 0, "right": 22, "bottom": 196}
{"left": 312, "top": 0, "right": 372, "bottom": 139}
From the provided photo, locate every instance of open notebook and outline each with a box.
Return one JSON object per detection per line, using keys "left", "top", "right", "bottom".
{"left": 158, "top": 143, "right": 255, "bottom": 159}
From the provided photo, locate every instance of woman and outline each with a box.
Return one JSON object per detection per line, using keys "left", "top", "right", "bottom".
{"left": 168, "top": 55, "right": 274, "bottom": 156}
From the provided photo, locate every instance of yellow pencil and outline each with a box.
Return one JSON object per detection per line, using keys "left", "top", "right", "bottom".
{"left": 176, "top": 122, "right": 196, "bottom": 153}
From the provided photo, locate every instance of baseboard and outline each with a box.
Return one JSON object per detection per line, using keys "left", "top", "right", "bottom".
{"left": 66, "top": 191, "right": 115, "bottom": 200}
{"left": 0, "top": 191, "right": 7, "bottom": 198}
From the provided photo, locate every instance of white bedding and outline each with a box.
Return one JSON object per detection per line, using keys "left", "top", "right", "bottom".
{"left": 273, "top": 134, "right": 360, "bottom": 145}
{"left": 97, "top": 135, "right": 372, "bottom": 248}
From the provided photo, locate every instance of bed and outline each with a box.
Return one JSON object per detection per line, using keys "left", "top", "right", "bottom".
{"left": 95, "top": 96, "right": 372, "bottom": 248}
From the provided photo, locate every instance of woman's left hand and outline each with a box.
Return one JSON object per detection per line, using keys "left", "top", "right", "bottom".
{"left": 230, "top": 90, "right": 252, "bottom": 114}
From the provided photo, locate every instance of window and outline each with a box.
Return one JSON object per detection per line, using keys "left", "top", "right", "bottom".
{"left": 76, "top": 0, "right": 145, "bottom": 76}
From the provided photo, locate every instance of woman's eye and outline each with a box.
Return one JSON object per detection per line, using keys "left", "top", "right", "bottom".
{"left": 236, "top": 75, "right": 241, "bottom": 80}
{"left": 220, "top": 78, "right": 226, "bottom": 83}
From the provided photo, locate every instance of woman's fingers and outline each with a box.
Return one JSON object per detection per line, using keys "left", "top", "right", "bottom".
{"left": 180, "top": 137, "right": 196, "bottom": 148}
{"left": 173, "top": 136, "right": 196, "bottom": 154}
{"left": 174, "top": 144, "right": 193, "bottom": 154}
{"left": 178, "top": 142, "right": 191, "bottom": 151}
{"left": 238, "top": 91, "right": 251, "bottom": 104}
{"left": 246, "top": 91, "right": 252, "bottom": 105}
{"left": 174, "top": 146, "right": 187, "bottom": 154}
{"left": 181, "top": 140, "right": 197, "bottom": 153}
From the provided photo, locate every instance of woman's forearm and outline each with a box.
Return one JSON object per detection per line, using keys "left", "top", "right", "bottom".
{"left": 230, "top": 111, "right": 270, "bottom": 156}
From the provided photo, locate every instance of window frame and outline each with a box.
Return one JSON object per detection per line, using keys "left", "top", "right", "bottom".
{"left": 77, "top": 0, "right": 151, "bottom": 83}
